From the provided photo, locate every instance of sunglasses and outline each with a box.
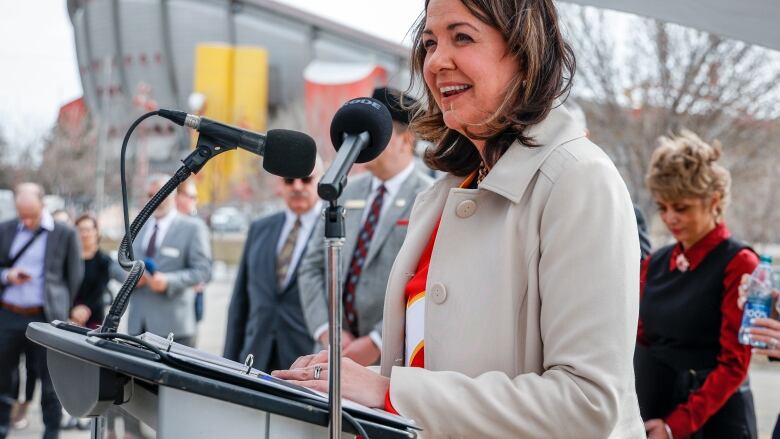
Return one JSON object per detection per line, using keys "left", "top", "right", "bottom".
{"left": 283, "top": 176, "right": 314, "bottom": 185}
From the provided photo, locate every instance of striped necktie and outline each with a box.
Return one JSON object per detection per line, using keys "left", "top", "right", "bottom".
{"left": 276, "top": 217, "right": 301, "bottom": 288}
{"left": 343, "top": 184, "right": 386, "bottom": 336}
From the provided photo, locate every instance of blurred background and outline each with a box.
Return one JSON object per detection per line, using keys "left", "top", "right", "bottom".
{"left": 1, "top": 0, "right": 778, "bottom": 253}
{"left": 0, "top": 0, "right": 779, "bottom": 437}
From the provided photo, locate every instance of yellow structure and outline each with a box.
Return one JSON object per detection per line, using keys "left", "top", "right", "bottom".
{"left": 192, "top": 44, "right": 268, "bottom": 204}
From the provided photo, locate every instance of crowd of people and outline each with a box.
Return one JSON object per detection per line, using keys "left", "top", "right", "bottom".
{"left": 1, "top": 1, "right": 779, "bottom": 438}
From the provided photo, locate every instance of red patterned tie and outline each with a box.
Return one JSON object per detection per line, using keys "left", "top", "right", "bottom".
{"left": 343, "top": 184, "right": 386, "bottom": 336}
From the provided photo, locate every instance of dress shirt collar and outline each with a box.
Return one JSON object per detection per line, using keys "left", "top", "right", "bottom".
{"left": 668, "top": 222, "right": 730, "bottom": 272}
{"left": 284, "top": 200, "right": 323, "bottom": 229}
{"left": 17, "top": 210, "right": 54, "bottom": 233}
{"left": 369, "top": 161, "right": 415, "bottom": 198}
{"left": 151, "top": 208, "right": 178, "bottom": 230}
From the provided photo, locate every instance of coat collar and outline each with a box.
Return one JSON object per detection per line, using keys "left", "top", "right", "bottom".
{"left": 479, "top": 105, "right": 586, "bottom": 203}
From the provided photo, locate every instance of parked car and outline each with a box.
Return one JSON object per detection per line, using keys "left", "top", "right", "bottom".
{"left": 209, "top": 206, "right": 249, "bottom": 233}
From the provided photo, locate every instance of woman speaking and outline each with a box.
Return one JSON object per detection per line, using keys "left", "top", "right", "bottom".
{"left": 274, "top": 0, "right": 645, "bottom": 437}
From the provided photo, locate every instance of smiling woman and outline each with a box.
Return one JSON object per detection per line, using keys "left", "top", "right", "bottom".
{"left": 272, "top": 1, "right": 645, "bottom": 437}
{"left": 411, "top": 0, "right": 576, "bottom": 176}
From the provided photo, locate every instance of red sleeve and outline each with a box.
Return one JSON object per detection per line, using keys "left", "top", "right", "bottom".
{"left": 665, "top": 249, "right": 758, "bottom": 438}
{"left": 385, "top": 387, "right": 399, "bottom": 415}
{"left": 637, "top": 255, "right": 650, "bottom": 345}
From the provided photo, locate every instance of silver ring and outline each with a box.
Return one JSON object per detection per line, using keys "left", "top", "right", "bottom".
{"left": 313, "top": 364, "right": 322, "bottom": 380}
{"left": 771, "top": 338, "right": 779, "bottom": 350}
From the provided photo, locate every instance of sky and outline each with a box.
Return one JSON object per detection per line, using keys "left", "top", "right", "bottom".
{"left": 0, "top": 0, "right": 424, "bottom": 155}
{"left": 0, "top": 1, "right": 83, "bottom": 152}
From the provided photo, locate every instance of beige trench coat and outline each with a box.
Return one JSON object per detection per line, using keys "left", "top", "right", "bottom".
{"left": 380, "top": 106, "right": 645, "bottom": 438}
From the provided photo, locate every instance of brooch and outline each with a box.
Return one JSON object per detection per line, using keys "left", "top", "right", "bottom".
{"left": 675, "top": 253, "right": 690, "bottom": 272}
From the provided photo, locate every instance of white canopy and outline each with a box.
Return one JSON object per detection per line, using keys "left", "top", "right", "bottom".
{"left": 563, "top": 0, "right": 780, "bottom": 50}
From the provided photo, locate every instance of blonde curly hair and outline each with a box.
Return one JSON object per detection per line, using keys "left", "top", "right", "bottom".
{"left": 646, "top": 130, "right": 731, "bottom": 221}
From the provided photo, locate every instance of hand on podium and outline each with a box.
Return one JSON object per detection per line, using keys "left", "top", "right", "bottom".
{"left": 272, "top": 350, "right": 390, "bottom": 409}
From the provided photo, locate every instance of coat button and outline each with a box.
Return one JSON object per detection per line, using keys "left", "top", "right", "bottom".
{"left": 455, "top": 200, "right": 477, "bottom": 218}
{"left": 430, "top": 283, "right": 447, "bottom": 304}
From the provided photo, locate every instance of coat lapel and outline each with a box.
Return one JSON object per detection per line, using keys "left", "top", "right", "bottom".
{"left": 380, "top": 175, "right": 459, "bottom": 376}
{"left": 340, "top": 177, "right": 371, "bottom": 276}
{"left": 479, "top": 105, "right": 586, "bottom": 203}
{"left": 363, "top": 172, "right": 417, "bottom": 267}
{"left": 43, "top": 225, "right": 60, "bottom": 275}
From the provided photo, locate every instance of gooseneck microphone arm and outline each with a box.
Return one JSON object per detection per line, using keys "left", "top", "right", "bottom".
{"left": 101, "top": 114, "right": 245, "bottom": 333}
{"left": 101, "top": 109, "right": 316, "bottom": 334}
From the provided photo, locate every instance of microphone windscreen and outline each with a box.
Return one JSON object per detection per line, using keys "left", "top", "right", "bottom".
{"left": 329, "top": 97, "right": 393, "bottom": 163}
{"left": 263, "top": 129, "right": 317, "bottom": 178}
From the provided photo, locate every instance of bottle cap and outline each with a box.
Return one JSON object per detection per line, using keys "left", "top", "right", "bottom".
{"left": 760, "top": 255, "right": 773, "bottom": 264}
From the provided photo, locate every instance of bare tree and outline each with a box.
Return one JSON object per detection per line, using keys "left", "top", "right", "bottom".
{"left": 37, "top": 115, "right": 100, "bottom": 210}
{"left": 561, "top": 5, "right": 780, "bottom": 242}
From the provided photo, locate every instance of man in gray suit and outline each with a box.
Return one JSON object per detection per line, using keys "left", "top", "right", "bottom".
{"left": 128, "top": 174, "right": 211, "bottom": 347}
{"left": 0, "top": 182, "right": 83, "bottom": 439}
{"left": 298, "top": 87, "right": 433, "bottom": 366}
{"left": 224, "top": 162, "right": 323, "bottom": 370}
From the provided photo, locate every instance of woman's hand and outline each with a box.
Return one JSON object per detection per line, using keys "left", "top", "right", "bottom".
{"left": 748, "top": 318, "right": 780, "bottom": 359}
{"left": 644, "top": 419, "right": 671, "bottom": 439}
{"left": 272, "top": 350, "right": 390, "bottom": 408}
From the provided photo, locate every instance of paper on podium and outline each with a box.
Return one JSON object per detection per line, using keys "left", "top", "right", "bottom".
{"left": 138, "top": 332, "right": 418, "bottom": 430}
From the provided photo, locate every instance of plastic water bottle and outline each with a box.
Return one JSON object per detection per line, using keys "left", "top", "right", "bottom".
{"left": 738, "top": 255, "right": 774, "bottom": 347}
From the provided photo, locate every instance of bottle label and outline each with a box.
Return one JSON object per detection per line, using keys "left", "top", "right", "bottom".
{"left": 741, "top": 300, "right": 771, "bottom": 326}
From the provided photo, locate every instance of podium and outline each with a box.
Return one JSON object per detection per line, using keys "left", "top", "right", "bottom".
{"left": 26, "top": 322, "right": 418, "bottom": 439}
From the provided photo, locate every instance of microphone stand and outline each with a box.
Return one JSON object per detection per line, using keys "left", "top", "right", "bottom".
{"left": 317, "top": 133, "right": 367, "bottom": 439}
{"left": 323, "top": 201, "right": 345, "bottom": 439}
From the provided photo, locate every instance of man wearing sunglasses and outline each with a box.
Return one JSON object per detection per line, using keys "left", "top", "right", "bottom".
{"left": 224, "top": 162, "right": 323, "bottom": 371}
{"left": 297, "top": 87, "right": 433, "bottom": 366}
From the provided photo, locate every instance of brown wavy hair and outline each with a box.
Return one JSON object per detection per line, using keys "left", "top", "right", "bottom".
{"left": 646, "top": 130, "right": 731, "bottom": 221}
{"left": 408, "top": 0, "right": 576, "bottom": 176}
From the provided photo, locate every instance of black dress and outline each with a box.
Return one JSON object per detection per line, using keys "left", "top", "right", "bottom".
{"left": 74, "top": 250, "right": 111, "bottom": 329}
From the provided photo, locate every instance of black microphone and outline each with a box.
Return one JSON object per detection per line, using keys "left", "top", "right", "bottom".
{"left": 317, "top": 97, "right": 393, "bottom": 201}
{"left": 158, "top": 109, "right": 316, "bottom": 178}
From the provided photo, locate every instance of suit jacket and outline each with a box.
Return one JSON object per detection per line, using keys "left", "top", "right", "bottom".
{"left": 634, "top": 205, "right": 652, "bottom": 259}
{"left": 298, "top": 169, "right": 433, "bottom": 340}
{"left": 224, "top": 212, "right": 315, "bottom": 369}
{"left": 0, "top": 219, "right": 83, "bottom": 322}
{"left": 380, "top": 106, "right": 645, "bottom": 438}
{"left": 127, "top": 213, "right": 211, "bottom": 337}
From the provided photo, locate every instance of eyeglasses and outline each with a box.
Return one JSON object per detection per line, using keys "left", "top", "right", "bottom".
{"left": 283, "top": 176, "right": 314, "bottom": 185}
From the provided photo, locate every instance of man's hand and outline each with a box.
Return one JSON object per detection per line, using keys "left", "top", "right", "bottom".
{"left": 135, "top": 273, "right": 150, "bottom": 288}
{"left": 149, "top": 272, "right": 168, "bottom": 293}
{"left": 318, "top": 330, "right": 354, "bottom": 350}
{"left": 644, "top": 419, "right": 671, "bottom": 439}
{"left": 70, "top": 304, "right": 91, "bottom": 326}
{"left": 6, "top": 269, "right": 32, "bottom": 286}
{"left": 343, "top": 335, "right": 381, "bottom": 366}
